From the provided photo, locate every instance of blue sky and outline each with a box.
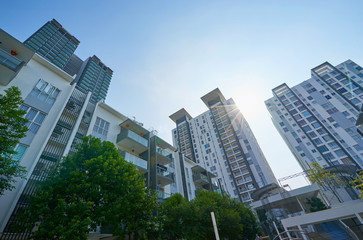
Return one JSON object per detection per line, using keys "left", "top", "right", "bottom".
{"left": 2, "top": 0, "right": 363, "bottom": 188}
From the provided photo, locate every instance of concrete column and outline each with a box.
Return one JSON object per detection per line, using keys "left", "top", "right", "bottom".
{"left": 355, "top": 213, "right": 363, "bottom": 224}
{"left": 297, "top": 225, "right": 309, "bottom": 240}
{"left": 296, "top": 197, "right": 306, "bottom": 214}
{"left": 283, "top": 226, "right": 292, "bottom": 239}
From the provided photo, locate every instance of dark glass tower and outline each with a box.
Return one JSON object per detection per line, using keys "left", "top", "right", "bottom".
{"left": 74, "top": 55, "right": 113, "bottom": 103}
{"left": 24, "top": 19, "right": 80, "bottom": 69}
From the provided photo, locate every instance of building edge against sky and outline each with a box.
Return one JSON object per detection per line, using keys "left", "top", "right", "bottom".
{"left": 265, "top": 60, "right": 363, "bottom": 172}
{"left": 170, "top": 88, "right": 277, "bottom": 203}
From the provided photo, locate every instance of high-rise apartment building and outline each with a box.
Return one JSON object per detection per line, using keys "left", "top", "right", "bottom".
{"left": 24, "top": 19, "right": 80, "bottom": 69}
{"left": 265, "top": 60, "right": 363, "bottom": 172}
{"left": 170, "top": 88, "right": 277, "bottom": 203}
{"left": 25, "top": 19, "right": 113, "bottom": 103}
{"left": 73, "top": 55, "right": 113, "bottom": 103}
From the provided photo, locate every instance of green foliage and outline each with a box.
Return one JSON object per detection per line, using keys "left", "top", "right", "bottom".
{"left": 18, "top": 136, "right": 157, "bottom": 240}
{"left": 308, "top": 162, "right": 342, "bottom": 187}
{"left": 306, "top": 197, "right": 328, "bottom": 212}
{"left": 0, "top": 86, "right": 28, "bottom": 195}
{"left": 308, "top": 162, "right": 345, "bottom": 203}
{"left": 159, "top": 191, "right": 260, "bottom": 240}
{"left": 350, "top": 171, "right": 363, "bottom": 199}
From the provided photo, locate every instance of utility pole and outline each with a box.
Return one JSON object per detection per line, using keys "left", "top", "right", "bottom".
{"left": 210, "top": 212, "right": 220, "bottom": 240}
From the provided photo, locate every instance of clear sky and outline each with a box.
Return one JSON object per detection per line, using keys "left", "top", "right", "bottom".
{"left": 2, "top": 0, "right": 363, "bottom": 188}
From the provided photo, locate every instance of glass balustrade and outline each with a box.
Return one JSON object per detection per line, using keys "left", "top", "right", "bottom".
{"left": 117, "top": 129, "right": 148, "bottom": 147}
{"left": 156, "top": 166, "right": 174, "bottom": 180}
{"left": 120, "top": 151, "right": 147, "bottom": 169}
{"left": 158, "top": 191, "right": 171, "bottom": 199}
{"left": 0, "top": 48, "right": 22, "bottom": 71}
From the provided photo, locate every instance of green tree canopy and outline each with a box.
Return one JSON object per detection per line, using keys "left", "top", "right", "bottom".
{"left": 159, "top": 191, "right": 260, "bottom": 240}
{"left": 0, "top": 86, "right": 28, "bottom": 195}
{"left": 18, "top": 136, "right": 157, "bottom": 240}
{"left": 308, "top": 162, "right": 344, "bottom": 203}
{"left": 306, "top": 197, "right": 328, "bottom": 212}
{"left": 351, "top": 171, "right": 363, "bottom": 199}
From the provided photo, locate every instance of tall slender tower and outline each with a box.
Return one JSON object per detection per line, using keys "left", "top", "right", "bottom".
{"left": 265, "top": 60, "right": 363, "bottom": 172}
{"left": 24, "top": 19, "right": 80, "bottom": 69}
{"left": 73, "top": 55, "right": 113, "bottom": 103}
{"left": 170, "top": 88, "right": 277, "bottom": 203}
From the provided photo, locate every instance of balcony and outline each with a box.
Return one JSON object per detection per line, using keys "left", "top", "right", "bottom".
{"left": 119, "top": 150, "right": 147, "bottom": 174}
{"left": 0, "top": 48, "right": 24, "bottom": 85}
{"left": 156, "top": 147, "right": 173, "bottom": 165}
{"left": 0, "top": 48, "right": 23, "bottom": 70}
{"left": 117, "top": 129, "right": 148, "bottom": 154}
{"left": 158, "top": 191, "right": 171, "bottom": 201}
{"left": 231, "top": 164, "right": 239, "bottom": 170}
{"left": 157, "top": 166, "right": 174, "bottom": 186}
{"left": 193, "top": 172, "right": 209, "bottom": 186}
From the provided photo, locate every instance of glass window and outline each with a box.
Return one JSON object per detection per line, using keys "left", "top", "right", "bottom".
{"left": 12, "top": 144, "right": 27, "bottom": 161}
{"left": 92, "top": 117, "right": 110, "bottom": 141}
{"left": 21, "top": 105, "right": 46, "bottom": 134}
{"left": 30, "top": 79, "right": 61, "bottom": 106}
{"left": 334, "top": 150, "right": 346, "bottom": 157}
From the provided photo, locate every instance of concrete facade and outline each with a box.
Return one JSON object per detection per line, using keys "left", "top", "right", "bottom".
{"left": 170, "top": 88, "right": 277, "bottom": 204}
{"left": 265, "top": 60, "right": 363, "bottom": 171}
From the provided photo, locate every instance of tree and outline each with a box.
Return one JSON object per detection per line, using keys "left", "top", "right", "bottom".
{"left": 0, "top": 86, "right": 28, "bottom": 195}
{"left": 18, "top": 136, "right": 157, "bottom": 240}
{"left": 306, "top": 197, "right": 328, "bottom": 212}
{"left": 308, "top": 162, "right": 344, "bottom": 203}
{"left": 159, "top": 191, "right": 261, "bottom": 240}
{"left": 351, "top": 171, "right": 363, "bottom": 199}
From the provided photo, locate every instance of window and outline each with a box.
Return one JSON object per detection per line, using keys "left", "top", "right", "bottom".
{"left": 30, "top": 79, "right": 60, "bottom": 105}
{"left": 322, "top": 135, "right": 333, "bottom": 142}
{"left": 317, "top": 145, "right": 329, "bottom": 152}
{"left": 312, "top": 122, "right": 321, "bottom": 129}
{"left": 328, "top": 142, "right": 339, "bottom": 149}
{"left": 342, "top": 111, "right": 350, "bottom": 117}
{"left": 12, "top": 144, "right": 27, "bottom": 161}
{"left": 20, "top": 105, "right": 46, "bottom": 134}
{"left": 313, "top": 138, "right": 323, "bottom": 145}
{"left": 92, "top": 117, "right": 110, "bottom": 141}
{"left": 301, "top": 111, "right": 311, "bottom": 117}
{"left": 334, "top": 150, "right": 346, "bottom": 157}
{"left": 307, "top": 132, "right": 317, "bottom": 138}
{"left": 302, "top": 126, "right": 312, "bottom": 132}
{"left": 323, "top": 153, "right": 334, "bottom": 160}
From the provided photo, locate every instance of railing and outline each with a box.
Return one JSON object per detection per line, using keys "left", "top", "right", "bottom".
{"left": 156, "top": 147, "right": 173, "bottom": 160}
{"left": 231, "top": 164, "right": 239, "bottom": 170}
{"left": 120, "top": 151, "right": 147, "bottom": 169}
{"left": 0, "top": 48, "right": 23, "bottom": 71}
{"left": 157, "top": 167, "right": 174, "bottom": 181}
{"left": 117, "top": 130, "right": 148, "bottom": 147}
{"left": 158, "top": 191, "right": 171, "bottom": 200}
{"left": 193, "top": 173, "right": 208, "bottom": 183}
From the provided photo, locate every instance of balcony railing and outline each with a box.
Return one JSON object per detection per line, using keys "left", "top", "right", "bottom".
{"left": 157, "top": 167, "right": 174, "bottom": 181}
{"left": 156, "top": 146, "right": 173, "bottom": 164}
{"left": 0, "top": 48, "right": 23, "bottom": 71}
{"left": 158, "top": 191, "right": 171, "bottom": 200}
{"left": 120, "top": 150, "right": 147, "bottom": 170}
{"left": 193, "top": 173, "right": 208, "bottom": 182}
{"left": 156, "top": 147, "right": 172, "bottom": 159}
{"left": 117, "top": 129, "right": 148, "bottom": 149}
